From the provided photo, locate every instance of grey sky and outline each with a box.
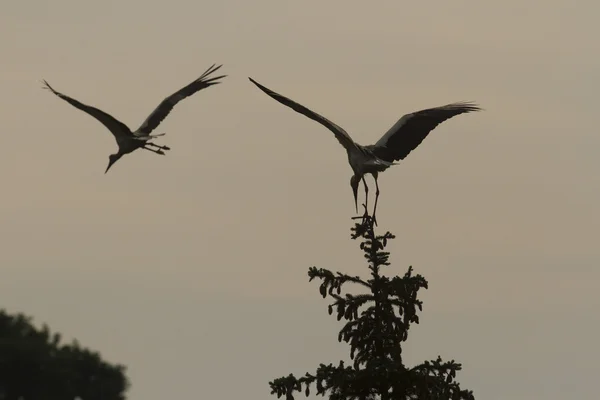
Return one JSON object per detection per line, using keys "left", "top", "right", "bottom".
{"left": 1, "top": 1, "right": 599, "bottom": 399}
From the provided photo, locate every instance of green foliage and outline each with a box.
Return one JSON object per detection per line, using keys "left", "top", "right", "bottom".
{"left": 269, "top": 212, "right": 474, "bottom": 400}
{"left": 0, "top": 310, "right": 129, "bottom": 400}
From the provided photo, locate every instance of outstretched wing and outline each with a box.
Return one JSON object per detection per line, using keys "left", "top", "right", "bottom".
{"left": 248, "top": 77, "right": 358, "bottom": 152}
{"left": 135, "top": 64, "right": 226, "bottom": 136}
{"left": 371, "top": 102, "right": 481, "bottom": 162}
{"left": 42, "top": 80, "right": 131, "bottom": 138}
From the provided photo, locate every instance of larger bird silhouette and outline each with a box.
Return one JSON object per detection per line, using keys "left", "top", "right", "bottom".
{"left": 248, "top": 77, "right": 481, "bottom": 221}
{"left": 43, "top": 64, "right": 226, "bottom": 173}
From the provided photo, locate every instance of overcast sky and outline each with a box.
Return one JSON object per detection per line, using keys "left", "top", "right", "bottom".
{"left": 1, "top": 1, "right": 599, "bottom": 399}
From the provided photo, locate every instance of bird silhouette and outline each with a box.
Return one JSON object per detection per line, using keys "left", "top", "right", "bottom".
{"left": 249, "top": 77, "right": 481, "bottom": 222}
{"left": 43, "top": 64, "right": 226, "bottom": 173}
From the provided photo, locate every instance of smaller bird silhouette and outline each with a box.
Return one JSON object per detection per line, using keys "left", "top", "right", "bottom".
{"left": 43, "top": 64, "right": 226, "bottom": 173}
{"left": 248, "top": 77, "right": 481, "bottom": 222}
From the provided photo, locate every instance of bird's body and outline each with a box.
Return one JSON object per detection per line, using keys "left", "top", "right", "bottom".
{"left": 248, "top": 77, "right": 481, "bottom": 220}
{"left": 111, "top": 131, "right": 161, "bottom": 157}
{"left": 348, "top": 145, "right": 395, "bottom": 176}
{"left": 43, "top": 64, "right": 226, "bottom": 173}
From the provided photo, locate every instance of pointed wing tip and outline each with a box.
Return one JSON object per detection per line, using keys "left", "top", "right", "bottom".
{"left": 41, "top": 79, "right": 53, "bottom": 91}
{"left": 197, "top": 75, "right": 227, "bottom": 87}
{"left": 206, "top": 74, "right": 227, "bottom": 84}
{"left": 198, "top": 63, "right": 225, "bottom": 81}
{"left": 247, "top": 77, "right": 266, "bottom": 90}
{"left": 467, "top": 103, "right": 484, "bottom": 112}
{"left": 453, "top": 101, "right": 483, "bottom": 113}
{"left": 248, "top": 77, "right": 267, "bottom": 91}
{"left": 207, "top": 63, "right": 223, "bottom": 73}
{"left": 209, "top": 64, "right": 223, "bottom": 74}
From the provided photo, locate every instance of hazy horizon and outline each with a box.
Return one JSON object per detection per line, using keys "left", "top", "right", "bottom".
{"left": 1, "top": 1, "right": 599, "bottom": 399}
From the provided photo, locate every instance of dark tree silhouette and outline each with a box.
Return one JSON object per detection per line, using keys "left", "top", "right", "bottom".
{"left": 0, "top": 310, "right": 129, "bottom": 400}
{"left": 269, "top": 210, "right": 475, "bottom": 400}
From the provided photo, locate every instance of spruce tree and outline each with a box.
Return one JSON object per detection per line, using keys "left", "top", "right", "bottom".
{"left": 269, "top": 210, "right": 474, "bottom": 400}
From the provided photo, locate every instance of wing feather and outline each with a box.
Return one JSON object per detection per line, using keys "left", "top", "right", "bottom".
{"left": 248, "top": 77, "right": 357, "bottom": 152}
{"left": 372, "top": 102, "right": 481, "bottom": 162}
{"left": 42, "top": 80, "right": 131, "bottom": 138}
{"left": 135, "top": 64, "right": 226, "bottom": 135}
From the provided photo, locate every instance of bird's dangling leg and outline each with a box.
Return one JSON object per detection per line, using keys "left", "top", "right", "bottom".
{"left": 372, "top": 173, "right": 380, "bottom": 226}
{"left": 361, "top": 176, "right": 371, "bottom": 222}
{"left": 143, "top": 146, "right": 165, "bottom": 155}
{"left": 361, "top": 176, "right": 370, "bottom": 211}
{"left": 146, "top": 142, "right": 171, "bottom": 151}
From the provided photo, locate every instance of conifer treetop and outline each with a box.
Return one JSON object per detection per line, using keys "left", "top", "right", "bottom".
{"left": 269, "top": 208, "right": 475, "bottom": 400}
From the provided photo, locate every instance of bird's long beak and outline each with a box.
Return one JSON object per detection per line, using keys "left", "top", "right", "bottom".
{"left": 352, "top": 182, "right": 359, "bottom": 213}
{"left": 105, "top": 159, "right": 116, "bottom": 174}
